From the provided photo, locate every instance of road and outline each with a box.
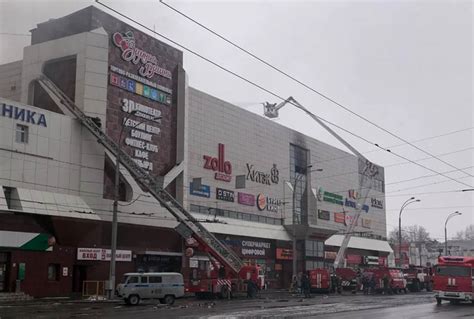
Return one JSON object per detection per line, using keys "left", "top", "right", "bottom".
{"left": 0, "top": 292, "right": 472, "bottom": 318}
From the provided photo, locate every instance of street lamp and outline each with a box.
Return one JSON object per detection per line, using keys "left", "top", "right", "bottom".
{"left": 286, "top": 165, "right": 323, "bottom": 279}
{"left": 444, "top": 211, "right": 462, "bottom": 256}
{"left": 398, "top": 197, "right": 420, "bottom": 267}
{"left": 108, "top": 111, "right": 161, "bottom": 299}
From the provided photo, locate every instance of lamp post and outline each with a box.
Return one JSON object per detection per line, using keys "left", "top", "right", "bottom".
{"left": 398, "top": 197, "right": 420, "bottom": 267}
{"left": 108, "top": 111, "right": 161, "bottom": 299}
{"left": 444, "top": 211, "right": 462, "bottom": 256}
{"left": 286, "top": 166, "right": 322, "bottom": 279}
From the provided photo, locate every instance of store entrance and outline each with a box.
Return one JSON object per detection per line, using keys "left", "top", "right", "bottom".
{"left": 72, "top": 265, "right": 87, "bottom": 293}
{"left": 0, "top": 252, "right": 9, "bottom": 292}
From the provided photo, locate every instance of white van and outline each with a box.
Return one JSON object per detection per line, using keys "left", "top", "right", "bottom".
{"left": 116, "top": 272, "right": 184, "bottom": 305}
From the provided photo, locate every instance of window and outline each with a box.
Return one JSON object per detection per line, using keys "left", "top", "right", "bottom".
{"left": 148, "top": 276, "right": 162, "bottom": 283}
{"left": 290, "top": 144, "right": 309, "bottom": 225}
{"left": 15, "top": 124, "right": 29, "bottom": 143}
{"left": 126, "top": 276, "right": 140, "bottom": 284}
{"left": 436, "top": 266, "right": 470, "bottom": 277}
{"left": 47, "top": 264, "right": 60, "bottom": 281}
{"left": 305, "top": 240, "right": 324, "bottom": 257}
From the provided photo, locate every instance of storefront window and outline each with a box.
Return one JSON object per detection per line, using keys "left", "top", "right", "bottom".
{"left": 305, "top": 240, "right": 324, "bottom": 257}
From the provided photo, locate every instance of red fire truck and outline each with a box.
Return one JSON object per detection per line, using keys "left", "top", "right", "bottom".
{"left": 362, "top": 267, "right": 407, "bottom": 294}
{"left": 309, "top": 268, "right": 331, "bottom": 292}
{"left": 404, "top": 266, "right": 433, "bottom": 292}
{"left": 434, "top": 256, "right": 474, "bottom": 304}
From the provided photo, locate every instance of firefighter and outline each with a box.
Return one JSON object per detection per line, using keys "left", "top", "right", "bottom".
{"left": 302, "top": 271, "right": 311, "bottom": 298}
{"left": 382, "top": 274, "right": 390, "bottom": 295}
{"left": 218, "top": 266, "right": 225, "bottom": 279}
{"left": 290, "top": 275, "right": 297, "bottom": 294}
{"left": 335, "top": 275, "right": 342, "bottom": 294}
{"left": 246, "top": 278, "right": 257, "bottom": 298}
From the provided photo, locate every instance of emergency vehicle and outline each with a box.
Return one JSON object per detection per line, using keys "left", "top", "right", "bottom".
{"left": 362, "top": 267, "right": 407, "bottom": 294}
{"left": 404, "top": 266, "right": 433, "bottom": 292}
{"left": 434, "top": 256, "right": 474, "bottom": 304}
{"left": 309, "top": 268, "right": 331, "bottom": 292}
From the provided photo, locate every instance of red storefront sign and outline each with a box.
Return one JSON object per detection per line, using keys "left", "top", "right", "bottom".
{"left": 276, "top": 248, "right": 293, "bottom": 260}
{"left": 324, "top": 251, "right": 337, "bottom": 260}
{"left": 203, "top": 143, "right": 232, "bottom": 182}
{"left": 346, "top": 254, "right": 362, "bottom": 264}
{"left": 334, "top": 212, "right": 345, "bottom": 223}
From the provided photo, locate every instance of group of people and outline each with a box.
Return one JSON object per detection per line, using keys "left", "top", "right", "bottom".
{"left": 290, "top": 272, "right": 312, "bottom": 298}
{"left": 361, "top": 274, "right": 392, "bottom": 295}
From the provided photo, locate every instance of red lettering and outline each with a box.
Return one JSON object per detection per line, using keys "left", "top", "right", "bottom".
{"left": 203, "top": 144, "right": 232, "bottom": 181}
{"left": 224, "top": 161, "right": 232, "bottom": 175}
{"left": 203, "top": 155, "right": 212, "bottom": 169}
{"left": 211, "top": 158, "right": 219, "bottom": 170}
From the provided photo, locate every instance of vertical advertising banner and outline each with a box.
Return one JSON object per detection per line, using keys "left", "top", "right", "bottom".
{"left": 100, "top": 15, "right": 183, "bottom": 197}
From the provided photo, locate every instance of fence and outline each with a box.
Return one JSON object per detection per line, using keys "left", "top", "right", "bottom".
{"left": 82, "top": 280, "right": 106, "bottom": 297}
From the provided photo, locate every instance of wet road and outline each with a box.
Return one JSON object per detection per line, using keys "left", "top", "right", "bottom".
{"left": 0, "top": 292, "right": 472, "bottom": 318}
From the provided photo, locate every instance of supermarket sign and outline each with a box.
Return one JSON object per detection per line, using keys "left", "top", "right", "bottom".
{"left": 77, "top": 248, "right": 132, "bottom": 262}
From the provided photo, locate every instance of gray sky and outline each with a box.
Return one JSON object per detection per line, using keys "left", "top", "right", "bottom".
{"left": 1, "top": 0, "right": 472, "bottom": 241}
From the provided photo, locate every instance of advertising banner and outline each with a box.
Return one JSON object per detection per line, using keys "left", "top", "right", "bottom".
{"left": 77, "top": 248, "right": 132, "bottom": 262}
{"left": 318, "top": 209, "right": 330, "bottom": 220}
{"left": 216, "top": 188, "right": 234, "bottom": 202}
{"left": 189, "top": 182, "right": 210, "bottom": 198}
{"left": 276, "top": 248, "right": 293, "bottom": 260}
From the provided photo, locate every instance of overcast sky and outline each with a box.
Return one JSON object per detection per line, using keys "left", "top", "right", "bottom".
{"left": 0, "top": 0, "right": 472, "bottom": 241}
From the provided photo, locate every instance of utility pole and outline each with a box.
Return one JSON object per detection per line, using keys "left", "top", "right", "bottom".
{"left": 108, "top": 111, "right": 161, "bottom": 299}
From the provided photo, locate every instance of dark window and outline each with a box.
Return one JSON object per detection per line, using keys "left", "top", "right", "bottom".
{"left": 127, "top": 276, "right": 140, "bottom": 284}
{"left": 149, "top": 276, "right": 162, "bottom": 283}
{"left": 436, "top": 266, "right": 470, "bottom": 277}
{"left": 290, "top": 144, "right": 309, "bottom": 224}
{"left": 47, "top": 264, "right": 60, "bottom": 281}
{"left": 15, "top": 124, "right": 29, "bottom": 143}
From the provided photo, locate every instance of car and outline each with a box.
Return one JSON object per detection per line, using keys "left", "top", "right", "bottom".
{"left": 116, "top": 272, "right": 184, "bottom": 306}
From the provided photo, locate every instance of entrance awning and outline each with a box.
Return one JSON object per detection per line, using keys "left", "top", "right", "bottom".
{"left": 325, "top": 234, "right": 393, "bottom": 253}
{"left": 6, "top": 187, "right": 100, "bottom": 220}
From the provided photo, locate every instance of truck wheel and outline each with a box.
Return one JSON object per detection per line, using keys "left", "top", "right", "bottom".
{"left": 164, "top": 295, "right": 175, "bottom": 305}
{"left": 128, "top": 294, "right": 140, "bottom": 306}
{"left": 436, "top": 297, "right": 441, "bottom": 305}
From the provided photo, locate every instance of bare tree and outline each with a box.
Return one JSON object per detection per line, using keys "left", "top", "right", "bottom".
{"left": 388, "top": 225, "right": 432, "bottom": 243}
{"left": 454, "top": 224, "right": 474, "bottom": 240}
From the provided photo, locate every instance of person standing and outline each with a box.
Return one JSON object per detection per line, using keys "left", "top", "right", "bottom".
{"left": 382, "top": 274, "right": 389, "bottom": 295}
{"left": 302, "top": 272, "right": 311, "bottom": 298}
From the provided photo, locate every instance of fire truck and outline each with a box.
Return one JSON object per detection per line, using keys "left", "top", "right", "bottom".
{"left": 362, "top": 267, "right": 407, "bottom": 294}
{"left": 38, "top": 75, "right": 263, "bottom": 299}
{"left": 404, "top": 266, "right": 433, "bottom": 292}
{"left": 309, "top": 268, "right": 331, "bottom": 292}
{"left": 434, "top": 256, "right": 474, "bottom": 304}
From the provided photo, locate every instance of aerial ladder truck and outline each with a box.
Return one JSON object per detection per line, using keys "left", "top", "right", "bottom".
{"left": 36, "top": 75, "right": 262, "bottom": 299}
{"left": 263, "top": 97, "right": 381, "bottom": 270}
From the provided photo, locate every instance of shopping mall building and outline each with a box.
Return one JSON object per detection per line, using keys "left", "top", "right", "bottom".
{"left": 0, "top": 7, "right": 391, "bottom": 297}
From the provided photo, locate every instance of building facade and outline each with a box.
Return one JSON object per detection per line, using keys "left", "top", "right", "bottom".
{"left": 0, "top": 6, "right": 389, "bottom": 297}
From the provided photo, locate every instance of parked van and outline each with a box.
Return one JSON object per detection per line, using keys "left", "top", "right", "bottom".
{"left": 116, "top": 272, "right": 184, "bottom": 305}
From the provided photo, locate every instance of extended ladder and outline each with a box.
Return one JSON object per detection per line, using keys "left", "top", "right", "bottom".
{"left": 37, "top": 75, "right": 243, "bottom": 274}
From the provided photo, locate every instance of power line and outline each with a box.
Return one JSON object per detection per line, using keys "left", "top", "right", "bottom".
{"left": 95, "top": 0, "right": 473, "bottom": 190}
{"left": 159, "top": 0, "right": 474, "bottom": 180}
